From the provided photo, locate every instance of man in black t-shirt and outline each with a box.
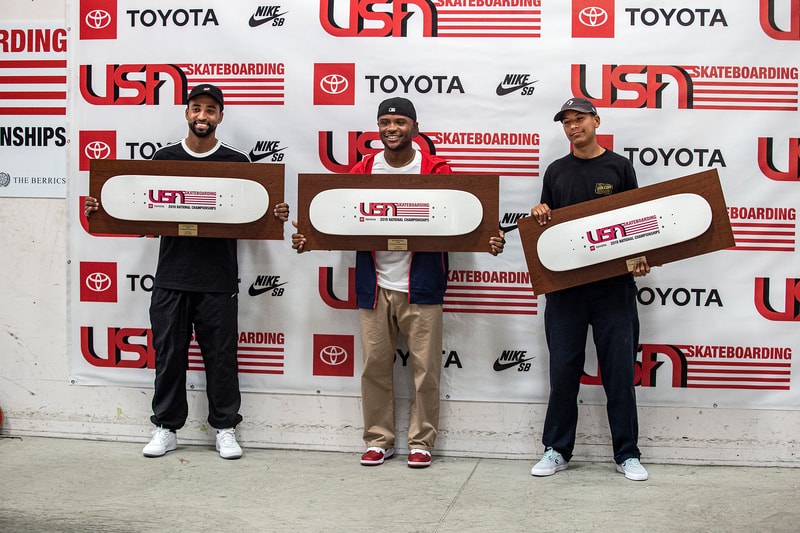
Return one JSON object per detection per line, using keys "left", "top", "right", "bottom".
{"left": 528, "top": 97, "right": 651, "bottom": 481}
{"left": 85, "top": 84, "right": 289, "bottom": 459}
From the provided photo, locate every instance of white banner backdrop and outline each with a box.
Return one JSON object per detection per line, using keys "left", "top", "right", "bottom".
{"left": 0, "top": 21, "right": 68, "bottom": 198}
{"left": 66, "top": 1, "right": 798, "bottom": 410}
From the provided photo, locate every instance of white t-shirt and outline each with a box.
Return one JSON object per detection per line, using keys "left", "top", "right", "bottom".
{"left": 371, "top": 150, "right": 422, "bottom": 293}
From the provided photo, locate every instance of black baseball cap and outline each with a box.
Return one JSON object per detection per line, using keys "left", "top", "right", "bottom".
{"left": 377, "top": 97, "right": 417, "bottom": 121}
{"left": 553, "top": 97, "right": 597, "bottom": 122}
{"left": 187, "top": 84, "right": 224, "bottom": 109}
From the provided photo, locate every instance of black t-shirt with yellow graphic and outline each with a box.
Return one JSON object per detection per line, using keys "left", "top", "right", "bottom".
{"left": 540, "top": 149, "right": 638, "bottom": 210}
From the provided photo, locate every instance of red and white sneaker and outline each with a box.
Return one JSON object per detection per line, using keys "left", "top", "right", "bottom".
{"left": 360, "top": 446, "right": 395, "bottom": 466}
{"left": 407, "top": 449, "right": 432, "bottom": 468}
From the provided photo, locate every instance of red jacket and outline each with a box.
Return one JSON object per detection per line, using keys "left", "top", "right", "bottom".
{"left": 351, "top": 151, "right": 453, "bottom": 309}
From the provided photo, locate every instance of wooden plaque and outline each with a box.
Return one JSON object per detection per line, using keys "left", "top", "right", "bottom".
{"left": 88, "top": 159, "right": 285, "bottom": 239}
{"left": 296, "top": 173, "right": 499, "bottom": 252}
{"left": 518, "top": 169, "right": 735, "bottom": 294}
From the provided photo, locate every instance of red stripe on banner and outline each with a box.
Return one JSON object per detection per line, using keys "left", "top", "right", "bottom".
{"left": 437, "top": 9, "right": 541, "bottom": 15}
{"left": 0, "top": 107, "right": 65, "bottom": 115}
{"left": 434, "top": 148, "right": 540, "bottom": 176}
{"left": 0, "top": 91, "right": 66, "bottom": 99}
{"left": 685, "top": 357, "right": 791, "bottom": 390}
{"left": 445, "top": 299, "right": 537, "bottom": 307}
{"left": 445, "top": 291, "right": 534, "bottom": 300}
{"left": 692, "top": 81, "right": 797, "bottom": 88}
{"left": 444, "top": 308, "right": 537, "bottom": 315}
{"left": 693, "top": 96, "right": 798, "bottom": 103}
{"left": 435, "top": 147, "right": 540, "bottom": 154}
{"left": 437, "top": 24, "right": 542, "bottom": 30}
{"left": 692, "top": 104, "right": 798, "bottom": 111}
{"left": 438, "top": 16, "right": 540, "bottom": 22}
{"left": 437, "top": 33, "right": 541, "bottom": 38}
{"left": 450, "top": 162, "right": 538, "bottom": 169}
{"left": 687, "top": 360, "right": 791, "bottom": 368}
{"left": 694, "top": 89, "right": 797, "bottom": 96}
{"left": 0, "top": 75, "right": 67, "bottom": 84}
{"left": 443, "top": 284, "right": 537, "bottom": 315}
{"left": 731, "top": 222, "right": 795, "bottom": 228}
{"left": 686, "top": 383, "right": 791, "bottom": 390}
{"left": 437, "top": 154, "right": 539, "bottom": 161}
{"left": 0, "top": 59, "right": 67, "bottom": 68}
{"left": 188, "top": 345, "right": 285, "bottom": 375}
{"left": 730, "top": 222, "right": 795, "bottom": 251}
{"left": 730, "top": 246, "right": 795, "bottom": 251}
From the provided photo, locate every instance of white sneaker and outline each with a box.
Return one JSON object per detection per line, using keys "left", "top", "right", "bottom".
{"left": 142, "top": 426, "right": 177, "bottom": 457}
{"left": 531, "top": 447, "right": 569, "bottom": 476}
{"left": 616, "top": 458, "right": 648, "bottom": 481}
{"left": 216, "top": 428, "right": 243, "bottom": 459}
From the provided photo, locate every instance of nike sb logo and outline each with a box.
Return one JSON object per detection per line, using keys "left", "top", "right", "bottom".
{"left": 493, "top": 350, "right": 534, "bottom": 372}
{"left": 499, "top": 212, "right": 530, "bottom": 233}
{"left": 248, "top": 275, "right": 287, "bottom": 297}
{"left": 249, "top": 140, "right": 287, "bottom": 162}
{"left": 249, "top": 6, "right": 288, "bottom": 27}
{"left": 496, "top": 74, "right": 538, "bottom": 96}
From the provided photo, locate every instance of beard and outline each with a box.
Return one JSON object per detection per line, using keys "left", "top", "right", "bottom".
{"left": 189, "top": 121, "right": 216, "bottom": 138}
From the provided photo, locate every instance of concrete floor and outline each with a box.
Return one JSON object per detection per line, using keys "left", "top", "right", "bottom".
{"left": 1, "top": 436, "right": 798, "bottom": 533}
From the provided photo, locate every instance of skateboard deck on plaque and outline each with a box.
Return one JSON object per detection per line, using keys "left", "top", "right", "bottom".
{"left": 309, "top": 188, "right": 483, "bottom": 236}
{"left": 517, "top": 169, "right": 735, "bottom": 294}
{"left": 297, "top": 173, "right": 499, "bottom": 252}
{"left": 102, "top": 175, "right": 270, "bottom": 224}
{"left": 537, "top": 193, "right": 712, "bottom": 272}
{"left": 88, "top": 159, "right": 285, "bottom": 239}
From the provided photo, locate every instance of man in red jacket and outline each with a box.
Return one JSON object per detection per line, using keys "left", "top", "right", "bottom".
{"left": 293, "top": 97, "right": 504, "bottom": 468}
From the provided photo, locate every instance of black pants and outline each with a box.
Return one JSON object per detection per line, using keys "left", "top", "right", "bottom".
{"left": 149, "top": 287, "right": 242, "bottom": 430}
{"left": 541, "top": 279, "right": 641, "bottom": 464}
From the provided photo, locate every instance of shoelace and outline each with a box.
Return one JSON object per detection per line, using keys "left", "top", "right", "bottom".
{"left": 218, "top": 430, "right": 237, "bottom": 447}
{"left": 152, "top": 428, "right": 171, "bottom": 443}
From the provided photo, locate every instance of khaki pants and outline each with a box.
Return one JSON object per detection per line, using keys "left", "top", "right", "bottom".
{"left": 359, "top": 287, "right": 443, "bottom": 451}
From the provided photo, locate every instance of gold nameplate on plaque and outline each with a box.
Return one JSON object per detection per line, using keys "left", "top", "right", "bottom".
{"left": 178, "top": 224, "right": 198, "bottom": 236}
{"left": 387, "top": 239, "right": 409, "bottom": 250}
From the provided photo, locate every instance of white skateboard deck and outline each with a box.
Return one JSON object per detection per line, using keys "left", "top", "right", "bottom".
{"left": 101, "top": 175, "right": 269, "bottom": 224}
{"left": 309, "top": 188, "right": 483, "bottom": 236}
{"left": 537, "top": 193, "right": 712, "bottom": 271}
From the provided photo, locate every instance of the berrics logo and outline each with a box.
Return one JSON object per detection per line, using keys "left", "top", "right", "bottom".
{"left": 248, "top": 275, "right": 287, "bottom": 296}
{"left": 493, "top": 349, "right": 534, "bottom": 371}
{"left": 249, "top": 6, "right": 288, "bottom": 27}
{"left": 249, "top": 140, "right": 286, "bottom": 162}
{"left": 496, "top": 74, "right": 538, "bottom": 96}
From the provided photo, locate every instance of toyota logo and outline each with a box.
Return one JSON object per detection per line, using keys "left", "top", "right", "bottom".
{"left": 85, "top": 10, "right": 112, "bottom": 30}
{"left": 84, "top": 141, "right": 111, "bottom": 160}
{"left": 578, "top": 7, "right": 608, "bottom": 27}
{"left": 320, "top": 74, "right": 349, "bottom": 95}
{"left": 85, "top": 272, "right": 112, "bottom": 292}
{"left": 319, "top": 345, "right": 348, "bottom": 366}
